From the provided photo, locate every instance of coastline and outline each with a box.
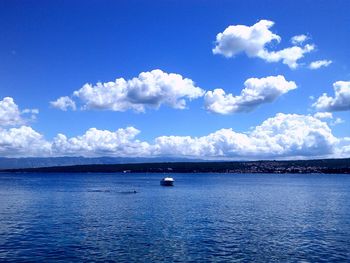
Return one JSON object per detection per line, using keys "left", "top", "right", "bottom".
{"left": 2, "top": 158, "right": 350, "bottom": 174}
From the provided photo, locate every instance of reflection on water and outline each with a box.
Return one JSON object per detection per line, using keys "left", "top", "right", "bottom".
{"left": 0, "top": 173, "right": 349, "bottom": 262}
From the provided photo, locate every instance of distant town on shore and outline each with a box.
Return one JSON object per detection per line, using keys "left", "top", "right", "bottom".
{"left": 1, "top": 157, "right": 349, "bottom": 174}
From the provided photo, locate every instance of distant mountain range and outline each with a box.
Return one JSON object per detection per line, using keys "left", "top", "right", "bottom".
{"left": 0, "top": 157, "right": 206, "bottom": 169}
{"left": 2, "top": 158, "right": 350, "bottom": 174}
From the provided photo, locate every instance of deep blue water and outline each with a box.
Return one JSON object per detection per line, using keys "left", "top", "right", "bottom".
{"left": 0, "top": 173, "right": 350, "bottom": 262}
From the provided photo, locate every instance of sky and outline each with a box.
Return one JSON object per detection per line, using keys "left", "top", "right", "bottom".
{"left": 0, "top": 0, "right": 350, "bottom": 159}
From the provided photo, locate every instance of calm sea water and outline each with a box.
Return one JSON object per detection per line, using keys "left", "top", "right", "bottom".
{"left": 0, "top": 173, "right": 350, "bottom": 262}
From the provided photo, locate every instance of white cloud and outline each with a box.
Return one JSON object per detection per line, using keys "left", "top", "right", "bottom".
{"left": 314, "top": 112, "right": 333, "bottom": 119}
{"left": 309, "top": 60, "right": 332, "bottom": 69}
{"left": 0, "top": 97, "right": 38, "bottom": 127}
{"left": 0, "top": 126, "right": 51, "bottom": 157}
{"left": 48, "top": 113, "right": 341, "bottom": 159}
{"left": 0, "top": 113, "right": 348, "bottom": 159}
{"left": 212, "top": 20, "right": 281, "bottom": 58}
{"left": 0, "top": 97, "right": 23, "bottom": 126}
{"left": 313, "top": 81, "right": 350, "bottom": 111}
{"left": 259, "top": 44, "right": 315, "bottom": 69}
{"left": 50, "top": 96, "right": 76, "bottom": 111}
{"left": 22, "top": 108, "right": 39, "bottom": 115}
{"left": 54, "top": 69, "right": 205, "bottom": 112}
{"left": 212, "top": 19, "right": 315, "bottom": 69}
{"left": 51, "top": 127, "right": 150, "bottom": 157}
{"left": 332, "top": 118, "right": 344, "bottom": 125}
{"left": 204, "top": 75, "right": 297, "bottom": 114}
{"left": 291, "top": 34, "right": 308, "bottom": 45}
{"left": 336, "top": 137, "right": 350, "bottom": 157}
{"left": 154, "top": 113, "right": 338, "bottom": 158}
{"left": 313, "top": 112, "right": 344, "bottom": 126}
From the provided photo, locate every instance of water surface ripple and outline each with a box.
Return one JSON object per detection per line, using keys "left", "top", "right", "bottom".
{"left": 0, "top": 173, "right": 349, "bottom": 262}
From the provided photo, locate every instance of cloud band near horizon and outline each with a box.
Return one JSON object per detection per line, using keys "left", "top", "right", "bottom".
{"left": 0, "top": 112, "right": 349, "bottom": 159}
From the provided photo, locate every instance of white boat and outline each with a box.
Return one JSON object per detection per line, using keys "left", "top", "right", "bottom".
{"left": 160, "top": 177, "right": 174, "bottom": 186}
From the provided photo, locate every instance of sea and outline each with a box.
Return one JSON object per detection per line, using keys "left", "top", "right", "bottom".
{"left": 0, "top": 172, "right": 349, "bottom": 262}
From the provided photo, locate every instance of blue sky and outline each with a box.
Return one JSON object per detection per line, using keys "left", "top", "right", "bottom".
{"left": 0, "top": 0, "right": 349, "bottom": 159}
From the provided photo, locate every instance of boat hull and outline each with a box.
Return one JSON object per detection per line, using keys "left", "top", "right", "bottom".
{"left": 160, "top": 180, "right": 174, "bottom": 186}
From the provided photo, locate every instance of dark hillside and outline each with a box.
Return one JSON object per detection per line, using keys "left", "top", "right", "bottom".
{"left": 3, "top": 158, "right": 350, "bottom": 174}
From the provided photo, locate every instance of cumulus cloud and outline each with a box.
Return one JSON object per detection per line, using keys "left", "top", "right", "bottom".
{"left": 46, "top": 113, "right": 343, "bottom": 158}
{"left": 154, "top": 113, "right": 338, "bottom": 158}
{"left": 0, "top": 126, "right": 151, "bottom": 158}
{"left": 212, "top": 20, "right": 315, "bottom": 69}
{"left": 204, "top": 75, "right": 297, "bottom": 114}
{"left": 259, "top": 44, "right": 315, "bottom": 69}
{"left": 338, "top": 137, "right": 350, "bottom": 157}
{"left": 309, "top": 60, "right": 332, "bottom": 69}
{"left": 212, "top": 20, "right": 281, "bottom": 58}
{"left": 332, "top": 118, "right": 345, "bottom": 125}
{"left": 0, "top": 126, "right": 51, "bottom": 157}
{"left": 51, "top": 127, "right": 150, "bottom": 157}
{"left": 0, "top": 97, "right": 38, "bottom": 127}
{"left": 53, "top": 69, "right": 205, "bottom": 112}
{"left": 1, "top": 113, "right": 349, "bottom": 159}
{"left": 50, "top": 96, "right": 76, "bottom": 111}
{"left": 313, "top": 81, "right": 350, "bottom": 111}
{"left": 291, "top": 34, "right": 308, "bottom": 45}
{"left": 313, "top": 112, "right": 344, "bottom": 126}
{"left": 0, "top": 97, "right": 22, "bottom": 126}
{"left": 314, "top": 112, "right": 333, "bottom": 119}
